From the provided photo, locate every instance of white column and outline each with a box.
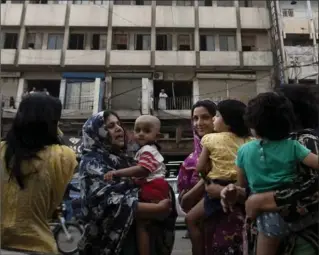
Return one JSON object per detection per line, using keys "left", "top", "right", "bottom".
{"left": 93, "top": 78, "right": 101, "bottom": 114}
{"left": 16, "top": 78, "right": 25, "bottom": 108}
{"left": 59, "top": 79, "right": 66, "bottom": 107}
{"left": 148, "top": 79, "right": 154, "bottom": 111}
{"left": 193, "top": 77, "right": 199, "bottom": 103}
{"left": 141, "top": 78, "right": 150, "bottom": 115}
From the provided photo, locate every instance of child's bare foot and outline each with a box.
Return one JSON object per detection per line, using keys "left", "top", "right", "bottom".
{"left": 157, "top": 199, "right": 172, "bottom": 217}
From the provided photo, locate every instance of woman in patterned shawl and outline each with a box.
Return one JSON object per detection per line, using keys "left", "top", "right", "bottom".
{"left": 78, "top": 110, "right": 177, "bottom": 255}
{"left": 222, "top": 85, "right": 319, "bottom": 255}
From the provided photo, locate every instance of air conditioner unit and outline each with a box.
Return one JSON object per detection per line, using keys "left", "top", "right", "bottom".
{"left": 153, "top": 72, "right": 164, "bottom": 80}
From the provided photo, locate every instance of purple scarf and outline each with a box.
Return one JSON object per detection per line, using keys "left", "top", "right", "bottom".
{"left": 177, "top": 130, "right": 202, "bottom": 192}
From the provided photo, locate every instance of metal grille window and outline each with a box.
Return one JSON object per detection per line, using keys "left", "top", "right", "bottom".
{"left": 112, "top": 34, "right": 128, "bottom": 50}
{"left": 282, "top": 9, "right": 294, "bottom": 17}
{"left": 219, "top": 35, "right": 236, "bottom": 51}
{"left": 217, "top": 0, "right": 233, "bottom": 7}
{"left": 47, "top": 34, "right": 63, "bottom": 49}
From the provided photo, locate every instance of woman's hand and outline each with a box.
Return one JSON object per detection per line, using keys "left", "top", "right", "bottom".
{"left": 220, "top": 184, "right": 238, "bottom": 212}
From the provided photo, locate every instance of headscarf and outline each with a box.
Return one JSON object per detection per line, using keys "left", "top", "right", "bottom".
{"left": 78, "top": 111, "right": 139, "bottom": 255}
{"left": 177, "top": 128, "right": 201, "bottom": 193}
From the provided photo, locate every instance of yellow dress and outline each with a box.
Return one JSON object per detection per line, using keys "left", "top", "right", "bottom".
{"left": 201, "top": 132, "right": 253, "bottom": 181}
{"left": 0, "top": 142, "right": 77, "bottom": 253}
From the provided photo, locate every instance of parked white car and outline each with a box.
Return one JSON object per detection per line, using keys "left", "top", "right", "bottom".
{"left": 166, "top": 177, "right": 186, "bottom": 225}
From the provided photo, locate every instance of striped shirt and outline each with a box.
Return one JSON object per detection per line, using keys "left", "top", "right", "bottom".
{"left": 135, "top": 144, "right": 166, "bottom": 182}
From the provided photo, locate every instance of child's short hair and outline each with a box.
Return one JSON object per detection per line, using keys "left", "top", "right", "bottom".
{"left": 244, "top": 92, "right": 295, "bottom": 140}
{"left": 217, "top": 99, "right": 250, "bottom": 137}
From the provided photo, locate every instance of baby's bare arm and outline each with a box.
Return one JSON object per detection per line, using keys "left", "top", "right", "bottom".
{"left": 115, "top": 165, "right": 149, "bottom": 178}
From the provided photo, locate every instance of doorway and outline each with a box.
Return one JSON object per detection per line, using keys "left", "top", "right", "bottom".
{"left": 27, "top": 80, "right": 61, "bottom": 97}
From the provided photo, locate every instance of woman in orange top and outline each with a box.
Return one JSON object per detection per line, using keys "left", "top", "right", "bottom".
{"left": 1, "top": 94, "right": 77, "bottom": 253}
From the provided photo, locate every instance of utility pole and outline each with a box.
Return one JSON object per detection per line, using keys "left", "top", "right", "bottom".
{"left": 0, "top": 95, "right": 3, "bottom": 141}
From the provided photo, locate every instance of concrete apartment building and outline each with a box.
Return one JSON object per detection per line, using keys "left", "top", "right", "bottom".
{"left": 278, "top": 0, "right": 318, "bottom": 84}
{"left": 0, "top": 0, "right": 274, "bottom": 155}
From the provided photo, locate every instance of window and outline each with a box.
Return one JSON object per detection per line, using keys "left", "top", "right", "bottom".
{"left": 199, "top": 0, "right": 212, "bottom": 6}
{"left": 91, "top": 34, "right": 107, "bottom": 50}
{"left": 176, "top": 0, "right": 193, "bottom": 6}
{"left": 200, "top": 35, "right": 215, "bottom": 51}
{"left": 217, "top": 0, "right": 233, "bottom": 7}
{"left": 112, "top": 34, "right": 128, "bottom": 50}
{"left": 113, "top": 0, "right": 131, "bottom": 5}
{"left": 10, "top": 0, "right": 24, "bottom": 3}
{"left": 242, "top": 35, "right": 255, "bottom": 51}
{"left": 239, "top": 0, "right": 252, "bottom": 7}
{"left": 25, "top": 33, "right": 43, "bottom": 49}
{"left": 3, "top": 33, "right": 18, "bottom": 49}
{"left": 65, "top": 81, "right": 95, "bottom": 110}
{"left": 135, "top": 34, "right": 151, "bottom": 50}
{"left": 178, "top": 34, "right": 191, "bottom": 51}
{"left": 156, "top": 34, "right": 172, "bottom": 50}
{"left": 30, "top": 0, "right": 48, "bottom": 3}
{"left": 135, "top": 0, "right": 151, "bottom": 5}
{"left": 47, "top": 34, "right": 63, "bottom": 49}
{"left": 68, "top": 34, "right": 85, "bottom": 50}
{"left": 283, "top": 9, "right": 294, "bottom": 17}
{"left": 156, "top": 1, "right": 171, "bottom": 6}
{"left": 219, "top": 35, "right": 236, "bottom": 51}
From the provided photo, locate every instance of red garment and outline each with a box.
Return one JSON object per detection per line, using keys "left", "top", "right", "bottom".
{"left": 139, "top": 178, "right": 170, "bottom": 203}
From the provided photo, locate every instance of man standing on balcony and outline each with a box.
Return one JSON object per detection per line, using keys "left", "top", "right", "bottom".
{"left": 158, "top": 89, "right": 168, "bottom": 110}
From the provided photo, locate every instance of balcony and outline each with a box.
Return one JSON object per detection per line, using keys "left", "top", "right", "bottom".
{"left": 69, "top": 4, "right": 108, "bottom": 27}
{"left": 112, "top": 5, "right": 151, "bottom": 27}
{"left": 200, "top": 52, "right": 240, "bottom": 67}
{"left": 1, "top": 49, "right": 16, "bottom": 65}
{"left": 155, "top": 51, "right": 196, "bottom": 66}
{"left": 240, "top": 7, "right": 270, "bottom": 29}
{"left": 24, "top": 4, "right": 67, "bottom": 26}
{"left": 1, "top": 3, "right": 23, "bottom": 26}
{"left": 153, "top": 96, "right": 192, "bottom": 119}
{"left": 199, "top": 7, "right": 236, "bottom": 28}
{"left": 18, "top": 50, "right": 61, "bottom": 66}
{"left": 156, "top": 6, "right": 194, "bottom": 28}
{"left": 285, "top": 46, "right": 315, "bottom": 63}
{"left": 110, "top": 50, "right": 151, "bottom": 66}
{"left": 243, "top": 51, "right": 273, "bottom": 67}
{"left": 282, "top": 17, "right": 310, "bottom": 34}
{"left": 64, "top": 50, "right": 105, "bottom": 66}
{"left": 153, "top": 96, "right": 192, "bottom": 110}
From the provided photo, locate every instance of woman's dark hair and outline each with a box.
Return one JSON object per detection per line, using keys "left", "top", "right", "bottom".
{"left": 245, "top": 92, "right": 296, "bottom": 140}
{"left": 191, "top": 99, "right": 217, "bottom": 117}
{"left": 4, "top": 94, "right": 62, "bottom": 189}
{"left": 276, "top": 85, "right": 318, "bottom": 130}
{"left": 103, "top": 110, "right": 127, "bottom": 150}
{"left": 217, "top": 99, "right": 250, "bottom": 137}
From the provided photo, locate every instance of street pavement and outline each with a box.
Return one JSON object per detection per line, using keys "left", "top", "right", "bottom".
{"left": 172, "top": 230, "right": 192, "bottom": 255}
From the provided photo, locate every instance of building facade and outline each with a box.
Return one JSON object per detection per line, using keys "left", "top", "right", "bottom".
{"left": 1, "top": 0, "right": 274, "bottom": 155}
{"left": 278, "top": 0, "right": 318, "bottom": 84}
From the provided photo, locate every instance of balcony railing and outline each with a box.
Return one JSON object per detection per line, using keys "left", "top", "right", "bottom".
{"left": 153, "top": 96, "right": 192, "bottom": 110}
{"left": 64, "top": 95, "right": 94, "bottom": 110}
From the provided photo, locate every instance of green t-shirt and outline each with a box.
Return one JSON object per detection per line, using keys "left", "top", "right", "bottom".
{"left": 236, "top": 139, "right": 311, "bottom": 193}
